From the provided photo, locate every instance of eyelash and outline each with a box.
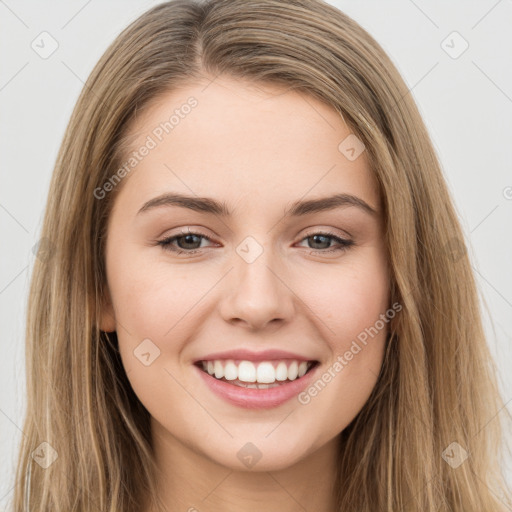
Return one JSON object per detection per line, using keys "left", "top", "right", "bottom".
{"left": 157, "top": 229, "right": 354, "bottom": 256}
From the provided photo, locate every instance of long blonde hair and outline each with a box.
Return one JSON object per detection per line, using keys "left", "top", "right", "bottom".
{"left": 12, "top": 0, "right": 511, "bottom": 510}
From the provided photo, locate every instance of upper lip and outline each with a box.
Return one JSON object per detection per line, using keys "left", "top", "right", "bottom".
{"left": 193, "top": 349, "right": 318, "bottom": 363}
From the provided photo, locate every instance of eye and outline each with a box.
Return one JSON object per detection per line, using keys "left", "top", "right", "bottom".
{"left": 157, "top": 229, "right": 215, "bottom": 255}
{"left": 296, "top": 230, "right": 354, "bottom": 254}
{"left": 156, "top": 229, "right": 354, "bottom": 256}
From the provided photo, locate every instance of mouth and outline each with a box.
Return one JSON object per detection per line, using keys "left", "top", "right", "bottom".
{"left": 194, "top": 358, "right": 320, "bottom": 389}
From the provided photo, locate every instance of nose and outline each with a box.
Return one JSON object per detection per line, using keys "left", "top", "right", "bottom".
{"left": 219, "top": 250, "right": 295, "bottom": 331}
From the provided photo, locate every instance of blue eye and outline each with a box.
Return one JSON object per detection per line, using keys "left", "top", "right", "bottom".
{"left": 297, "top": 231, "right": 354, "bottom": 253}
{"left": 157, "top": 229, "right": 354, "bottom": 255}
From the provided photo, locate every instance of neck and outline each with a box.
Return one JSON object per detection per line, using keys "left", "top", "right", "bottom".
{"left": 144, "top": 420, "right": 340, "bottom": 512}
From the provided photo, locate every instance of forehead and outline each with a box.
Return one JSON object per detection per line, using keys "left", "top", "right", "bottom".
{"left": 116, "top": 75, "right": 380, "bottom": 214}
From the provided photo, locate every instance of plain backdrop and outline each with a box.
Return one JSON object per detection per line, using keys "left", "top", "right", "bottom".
{"left": 1, "top": 0, "right": 511, "bottom": 508}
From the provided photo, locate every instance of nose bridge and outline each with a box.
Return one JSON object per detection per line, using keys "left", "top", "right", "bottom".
{"left": 220, "top": 235, "right": 294, "bottom": 329}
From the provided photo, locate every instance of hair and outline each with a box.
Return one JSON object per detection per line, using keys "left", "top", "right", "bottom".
{"left": 11, "top": 0, "right": 511, "bottom": 510}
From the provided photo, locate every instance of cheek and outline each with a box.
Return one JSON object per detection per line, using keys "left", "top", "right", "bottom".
{"left": 107, "top": 251, "right": 200, "bottom": 412}
{"left": 332, "top": 280, "right": 389, "bottom": 346}
{"left": 106, "top": 244, "right": 200, "bottom": 339}
{"left": 291, "top": 282, "right": 389, "bottom": 444}
{"left": 305, "top": 248, "right": 390, "bottom": 347}
{"left": 294, "top": 248, "right": 390, "bottom": 405}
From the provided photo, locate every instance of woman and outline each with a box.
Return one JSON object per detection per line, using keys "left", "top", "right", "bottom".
{"left": 13, "top": 0, "right": 511, "bottom": 510}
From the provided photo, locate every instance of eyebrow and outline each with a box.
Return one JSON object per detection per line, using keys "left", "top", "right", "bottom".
{"left": 137, "top": 192, "right": 378, "bottom": 218}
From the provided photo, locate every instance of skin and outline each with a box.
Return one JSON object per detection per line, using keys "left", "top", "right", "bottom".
{"left": 100, "top": 75, "right": 390, "bottom": 512}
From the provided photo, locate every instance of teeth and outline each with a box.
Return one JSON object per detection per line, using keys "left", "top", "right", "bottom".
{"left": 298, "top": 361, "right": 308, "bottom": 377}
{"left": 224, "top": 360, "right": 238, "bottom": 381}
{"left": 288, "top": 361, "right": 298, "bottom": 380}
{"left": 200, "top": 359, "right": 314, "bottom": 384}
{"left": 276, "top": 362, "right": 288, "bottom": 381}
{"left": 256, "top": 362, "right": 275, "bottom": 383}
{"left": 234, "top": 381, "right": 281, "bottom": 389}
{"left": 238, "top": 360, "right": 256, "bottom": 382}
{"left": 214, "top": 360, "right": 224, "bottom": 379}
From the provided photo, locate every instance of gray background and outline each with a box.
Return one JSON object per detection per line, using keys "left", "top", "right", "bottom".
{"left": 1, "top": 0, "right": 511, "bottom": 508}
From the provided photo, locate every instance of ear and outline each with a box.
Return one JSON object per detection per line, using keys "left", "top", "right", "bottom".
{"left": 99, "top": 288, "right": 117, "bottom": 333}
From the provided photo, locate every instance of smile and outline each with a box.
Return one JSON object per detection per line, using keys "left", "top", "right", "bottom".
{"left": 196, "top": 359, "right": 317, "bottom": 388}
{"left": 194, "top": 358, "right": 320, "bottom": 409}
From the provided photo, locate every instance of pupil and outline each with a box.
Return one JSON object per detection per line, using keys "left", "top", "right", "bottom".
{"left": 311, "top": 234, "right": 329, "bottom": 249}
{"left": 180, "top": 234, "right": 200, "bottom": 249}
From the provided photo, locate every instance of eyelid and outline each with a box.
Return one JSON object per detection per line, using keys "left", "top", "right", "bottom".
{"left": 301, "top": 225, "right": 352, "bottom": 240}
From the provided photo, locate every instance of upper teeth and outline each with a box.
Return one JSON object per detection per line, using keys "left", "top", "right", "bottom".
{"left": 201, "top": 359, "right": 312, "bottom": 384}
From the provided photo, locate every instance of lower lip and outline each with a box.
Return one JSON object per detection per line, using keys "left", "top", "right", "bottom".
{"left": 194, "top": 363, "right": 319, "bottom": 409}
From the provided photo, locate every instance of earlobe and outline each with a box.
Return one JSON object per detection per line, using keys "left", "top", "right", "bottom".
{"left": 100, "top": 309, "right": 117, "bottom": 333}
{"left": 99, "top": 290, "right": 117, "bottom": 333}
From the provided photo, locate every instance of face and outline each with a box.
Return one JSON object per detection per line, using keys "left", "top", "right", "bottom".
{"left": 100, "top": 75, "right": 390, "bottom": 472}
